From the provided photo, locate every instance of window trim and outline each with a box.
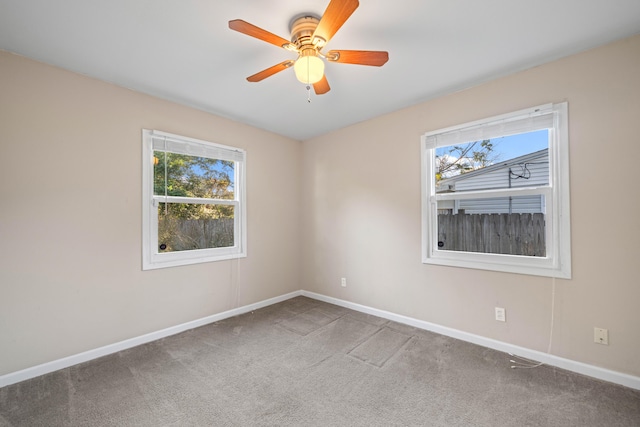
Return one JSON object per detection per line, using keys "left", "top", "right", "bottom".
{"left": 142, "top": 129, "right": 247, "bottom": 270}
{"left": 421, "top": 103, "right": 571, "bottom": 278}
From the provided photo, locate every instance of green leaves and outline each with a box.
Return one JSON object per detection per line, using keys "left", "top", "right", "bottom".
{"left": 435, "top": 139, "right": 497, "bottom": 181}
{"left": 154, "top": 151, "right": 235, "bottom": 220}
{"left": 153, "top": 152, "right": 236, "bottom": 252}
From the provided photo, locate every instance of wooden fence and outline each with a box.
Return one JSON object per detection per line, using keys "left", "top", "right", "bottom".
{"left": 437, "top": 213, "right": 545, "bottom": 256}
{"left": 159, "top": 217, "right": 234, "bottom": 252}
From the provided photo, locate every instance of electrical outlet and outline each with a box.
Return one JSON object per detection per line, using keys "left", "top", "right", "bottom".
{"left": 341, "top": 277, "right": 347, "bottom": 287}
{"left": 594, "top": 327, "right": 609, "bottom": 345}
{"left": 495, "top": 307, "right": 506, "bottom": 322}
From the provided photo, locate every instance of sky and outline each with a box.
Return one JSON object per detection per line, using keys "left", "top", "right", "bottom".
{"left": 482, "top": 129, "right": 548, "bottom": 163}
{"left": 436, "top": 129, "right": 549, "bottom": 164}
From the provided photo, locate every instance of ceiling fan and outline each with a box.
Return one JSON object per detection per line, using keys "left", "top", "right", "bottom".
{"left": 228, "top": 0, "right": 388, "bottom": 95}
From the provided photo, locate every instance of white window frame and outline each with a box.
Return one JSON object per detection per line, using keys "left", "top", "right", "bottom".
{"left": 421, "top": 103, "right": 571, "bottom": 278}
{"left": 142, "top": 129, "right": 247, "bottom": 270}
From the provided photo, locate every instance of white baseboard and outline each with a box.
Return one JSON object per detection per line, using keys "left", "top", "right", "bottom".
{"left": 3, "top": 289, "right": 639, "bottom": 391}
{"left": 0, "top": 290, "right": 302, "bottom": 388}
{"left": 301, "top": 290, "right": 640, "bottom": 391}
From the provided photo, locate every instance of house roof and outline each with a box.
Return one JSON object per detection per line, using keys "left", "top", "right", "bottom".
{"left": 438, "top": 148, "right": 548, "bottom": 185}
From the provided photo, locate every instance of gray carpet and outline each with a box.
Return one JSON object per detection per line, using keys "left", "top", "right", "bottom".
{"left": 1, "top": 296, "right": 639, "bottom": 426}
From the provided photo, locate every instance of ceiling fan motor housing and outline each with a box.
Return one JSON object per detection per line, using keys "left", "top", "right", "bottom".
{"left": 289, "top": 15, "right": 323, "bottom": 49}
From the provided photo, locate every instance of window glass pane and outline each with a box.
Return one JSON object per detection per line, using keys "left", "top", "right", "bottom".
{"left": 158, "top": 203, "right": 235, "bottom": 252}
{"left": 153, "top": 152, "right": 235, "bottom": 200}
{"left": 435, "top": 129, "right": 548, "bottom": 192}
{"left": 436, "top": 197, "right": 546, "bottom": 257}
{"left": 422, "top": 103, "right": 570, "bottom": 277}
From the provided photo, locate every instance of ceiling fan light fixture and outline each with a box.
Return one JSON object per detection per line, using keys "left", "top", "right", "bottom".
{"left": 294, "top": 53, "right": 325, "bottom": 84}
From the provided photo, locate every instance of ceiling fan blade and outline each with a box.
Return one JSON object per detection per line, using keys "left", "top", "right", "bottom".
{"left": 229, "top": 19, "right": 292, "bottom": 49}
{"left": 313, "top": 75, "right": 331, "bottom": 95}
{"left": 326, "top": 50, "right": 389, "bottom": 66}
{"left": 247, "top": 61, "right": 294, "bottom": 82}
{"left": 312, "top": 0, "right": 359, "bottom": 45}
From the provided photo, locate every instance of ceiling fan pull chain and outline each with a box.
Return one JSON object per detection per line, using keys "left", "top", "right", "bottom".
{"left": 307, "top": 85, "right": 312, "bottom": 103}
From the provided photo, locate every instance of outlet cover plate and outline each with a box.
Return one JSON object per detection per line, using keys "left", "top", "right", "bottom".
{"left": 594, "top": 327, "right": 609, "bottom": 345}
{"left": 495, "top": 307, "right": 506, "bottom": 322}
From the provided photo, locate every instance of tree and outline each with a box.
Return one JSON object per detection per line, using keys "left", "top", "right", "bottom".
{"left": 435, "top": 139, "right": 498, "bottom": 181}
{"left": 153, "top": 152, "right": 235, "bottom": 251}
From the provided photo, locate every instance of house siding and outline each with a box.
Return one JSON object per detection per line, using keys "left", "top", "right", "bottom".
{"left": 442, "top": 150, "right": 549, "bottom": 214}
{"left": 457, "top": 195, "right": 544, "bottom": 214}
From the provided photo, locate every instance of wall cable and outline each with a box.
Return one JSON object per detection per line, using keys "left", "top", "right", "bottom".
{"left": 509, "top": 277, "right": 556, "bottom": 369}
{"left": 234, "top": 257, "right": 241, "bottom": 308}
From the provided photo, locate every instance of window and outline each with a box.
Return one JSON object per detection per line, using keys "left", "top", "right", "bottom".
{"left": 142, "top": 130, "right": 246, "bottom": 270}
{"left": 421, "top": 103, "right": 571, "bottom": 278}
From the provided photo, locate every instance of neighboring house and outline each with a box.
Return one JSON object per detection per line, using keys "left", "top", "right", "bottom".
{"left": 436, "top": 149, "right": 549, "bottom": 214}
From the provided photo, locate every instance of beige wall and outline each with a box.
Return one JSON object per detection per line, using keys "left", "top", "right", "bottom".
{"left": 2, "top": 34, "right": 639, "bottom": 380}
{"left": 0, "top": 51, "right": 302, "bottom": 376}
{"left": 301, "top": 35, "right": 640, "bottom": 377}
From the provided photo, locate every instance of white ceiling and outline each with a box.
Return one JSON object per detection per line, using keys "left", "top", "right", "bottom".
{"left": 1, "top": 1, "right": 639, "bottom": 141}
